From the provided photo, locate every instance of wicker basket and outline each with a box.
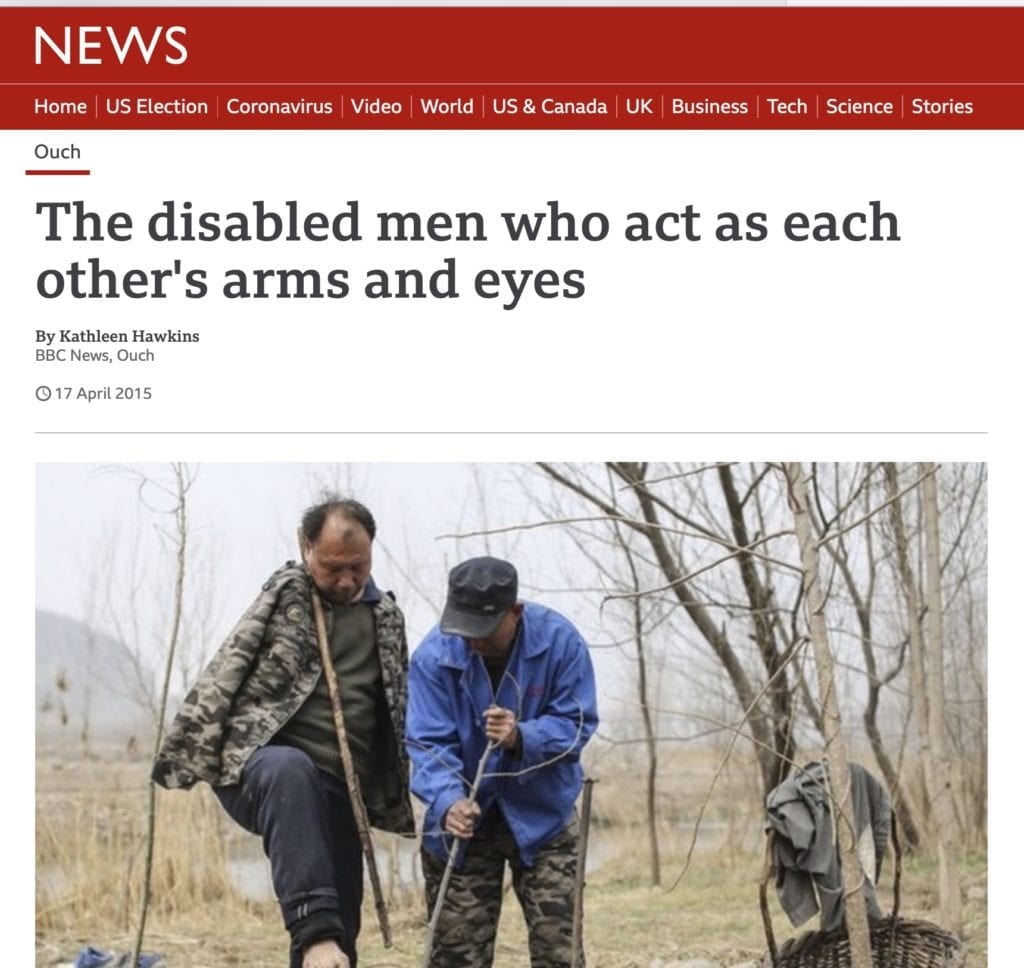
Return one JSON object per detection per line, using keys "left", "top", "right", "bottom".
{"left": 759, "top": 815, "right": 964, "bottom": 968}
{"left": 760, "top": 916, "right": 964, "bottom": 968}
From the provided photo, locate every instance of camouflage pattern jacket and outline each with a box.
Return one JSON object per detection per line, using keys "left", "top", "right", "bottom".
{"left": 152, "top": 561, "right": 415, "bottom": 835}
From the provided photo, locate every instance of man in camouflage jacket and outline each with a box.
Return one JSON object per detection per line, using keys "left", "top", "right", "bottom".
{"left": 154, "top": 498, "right": 414, "bottom": 968}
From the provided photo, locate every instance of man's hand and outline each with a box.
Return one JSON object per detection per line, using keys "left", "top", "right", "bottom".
{"left": 484, "top": 705, "right": 519, "bottom": 750}
{"left": 444, "top": 797, "right": 482, "bottom": 839}
{"left": 302, "top": 939, "right": 349, "bottom": 968}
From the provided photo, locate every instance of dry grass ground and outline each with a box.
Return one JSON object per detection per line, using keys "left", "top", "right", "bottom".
{"left": 36, "top": 748, "right": 987, "bottom": 967}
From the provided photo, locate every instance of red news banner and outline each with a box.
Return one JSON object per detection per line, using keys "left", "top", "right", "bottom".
{"left": 3, "top": 7, "right": 1024, "bottom": 130}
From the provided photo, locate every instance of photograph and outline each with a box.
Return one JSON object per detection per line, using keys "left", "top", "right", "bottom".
{"left": 35, "top": 462, "right": 986, "bottom": 968}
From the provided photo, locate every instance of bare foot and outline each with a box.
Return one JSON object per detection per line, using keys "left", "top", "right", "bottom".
{"left": 302, "top": 938, "right": 350, "bottom": 968}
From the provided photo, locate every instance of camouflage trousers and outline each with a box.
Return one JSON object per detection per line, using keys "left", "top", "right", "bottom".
{"left": 422, "top": 812, "right": 583, "bottom": 968}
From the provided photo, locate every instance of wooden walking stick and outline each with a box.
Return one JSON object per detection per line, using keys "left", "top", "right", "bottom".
{"left": 299, "top": 532, "right": 392, "bottom": 948}
{"left": 421, "top": 741, "right": 498, "bottom": 968}
{"left": 571, "top": 777, "right": 596, "bottom": 968}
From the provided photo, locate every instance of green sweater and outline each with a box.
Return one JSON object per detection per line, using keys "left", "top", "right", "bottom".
{"left": 275, "top": 598, "right": 383, "bottom": 785}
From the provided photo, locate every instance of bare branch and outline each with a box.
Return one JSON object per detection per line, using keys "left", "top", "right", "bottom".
{"left": 815, "top": 464, "right": 937, "bottom": 549}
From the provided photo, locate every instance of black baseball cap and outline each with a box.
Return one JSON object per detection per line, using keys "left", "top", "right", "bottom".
{"left": 440, "top": 557, "right": 518, "bottom": 639}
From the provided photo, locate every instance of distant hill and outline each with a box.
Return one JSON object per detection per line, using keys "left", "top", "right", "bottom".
{"left": 36, "top": 609, "right": 153, "bottom": 742}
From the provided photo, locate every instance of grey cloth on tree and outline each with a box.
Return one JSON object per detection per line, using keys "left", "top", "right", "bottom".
{"left": 765, "top": 761, "right": 891, "bottom": 932}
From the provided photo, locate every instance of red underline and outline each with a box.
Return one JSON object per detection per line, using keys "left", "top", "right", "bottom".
{"left": 25, "top": 169, "right": 91, "bottom": 175}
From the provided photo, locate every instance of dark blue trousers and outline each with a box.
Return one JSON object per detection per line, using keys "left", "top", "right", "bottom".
{"left": 215, "top": 745, "right": 363, "bottom": 968}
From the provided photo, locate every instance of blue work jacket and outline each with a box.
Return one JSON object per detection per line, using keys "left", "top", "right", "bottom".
{"left": 406, "top": 601, "right": 598, "bottom": 866}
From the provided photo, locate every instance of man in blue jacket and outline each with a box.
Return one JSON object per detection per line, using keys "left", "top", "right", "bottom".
{"left": 406, "top": 556, "right": 598, "bottom": 968}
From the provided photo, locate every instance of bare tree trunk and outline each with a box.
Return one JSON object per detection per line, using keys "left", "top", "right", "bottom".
{"left": 611, "top": 463, "right": 780, "bottom": 795}
{"left": 718, "top": 464, "right": 795, "bottom": 789}
{"left": 816, "top": 476, "right": 923, "bottom": 852}
{"left": 883, "top": 464, "right": 938, "bottom": 848}
{"left": 629, "top": 555, "right": 660, "bottom": 886}
{"left": 131, "top": 464, "right": 192, "bottom": 968}
{"left": 785, "top": 463, "right": 872, "bottom": 968}
{"left": 637, "top": 623, "right": 660, "bottom": 887}
{"left": 965, "top": 591, "right": 988, "bottom": 842}
{"left": 922, "top": 463, "right": 963, "bottom": 930}
{"left": 610, "top": 505, "right": 660, "bottom": 885}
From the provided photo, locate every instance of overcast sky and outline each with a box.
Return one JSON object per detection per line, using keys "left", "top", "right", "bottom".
{"left": 35, "top": 462, "right": 637, "bottom": 703}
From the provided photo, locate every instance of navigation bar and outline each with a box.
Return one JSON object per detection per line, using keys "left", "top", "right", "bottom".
{"left": 15, "top": 85, "right": 1024, "bottom": 130}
